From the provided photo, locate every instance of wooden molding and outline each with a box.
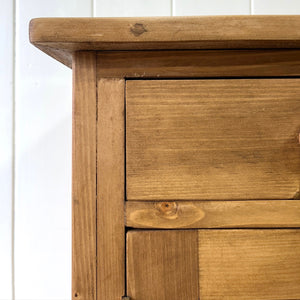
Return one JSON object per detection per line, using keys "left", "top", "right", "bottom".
{"left": 97, "top": 78, "right": 125, "bottom": 299}
{"left": 72, "top": 52, "right": 97, "bottom": 300}
{"left": 30, "top": 16, "right": 300, "bottom": 67}
{"left": 126, "top": 200, "right": 300, "bottom": 229}
{"left": 97, "top": 49, "right": 300, "bottom": 78}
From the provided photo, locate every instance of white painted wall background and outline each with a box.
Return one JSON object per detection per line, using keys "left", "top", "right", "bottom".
{"left": 1, "top": 0, "right": 299, "bottom": 299}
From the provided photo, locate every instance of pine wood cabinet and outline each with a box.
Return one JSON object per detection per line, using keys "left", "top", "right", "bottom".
{"left": 30, "top": 16, "right": 300, "bottom": 300}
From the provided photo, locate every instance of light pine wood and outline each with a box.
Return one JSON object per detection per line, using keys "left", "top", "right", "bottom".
{"left": 126, "top": 79, "right": 300, "bottom": 200}
{"left": 127, "top": 230, "right": 199, "bottom": 300}
{"left": 127, "top": 230, "right": 300, "bottom": 299}
{"left": 97, "top": 49, "right": 300, "bottom": 78}
{"left": 198, "top": 229, "right": 300, "bottom": 299}
{"left": 97, "top": 79, "right": 125, "bottom": 300}
{"left": 31, "top": 17, "right": 300, "bottom": 300}
{"left": 34, "top": 44, "right": 72, "bottom": 67}
{"left": 126, "top": 200, "right": 300, "bottom": 229}
{"left": 127, "top": 229, "right": 300, "bottom": 299}
{"left": 72, "top": 52, "right": 97, "bottom": 300}
{"left": 30, "top": 16, "right": 300, "bottom": 67}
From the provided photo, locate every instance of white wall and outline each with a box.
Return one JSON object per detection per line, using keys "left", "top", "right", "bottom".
{"left": 0, "top": 1, "right": 13, "bottom": 299}
{"left": 1, "top": 1, "right": 300, "bottom": 299}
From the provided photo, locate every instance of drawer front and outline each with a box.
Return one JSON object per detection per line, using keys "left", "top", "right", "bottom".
{"left": 126, "top": 79, "right": 300, "bottom": 200}
{"left": 127, "top": 229, "right": 300, "bottom": 300}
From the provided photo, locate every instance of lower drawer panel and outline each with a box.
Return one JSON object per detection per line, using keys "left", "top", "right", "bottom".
{"left": 127, "top": 229, "right": 300, "bottom": 300}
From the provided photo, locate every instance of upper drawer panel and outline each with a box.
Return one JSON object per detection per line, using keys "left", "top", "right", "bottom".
{"left": 126, "top": 79, "right": 300, "bottom": 200}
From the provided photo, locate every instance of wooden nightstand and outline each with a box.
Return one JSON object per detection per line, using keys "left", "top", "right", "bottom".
{"left": 30, "top": 16, "right": 300, "bottom": 300}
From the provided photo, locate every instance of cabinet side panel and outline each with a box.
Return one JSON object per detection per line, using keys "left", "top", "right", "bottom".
{"left": 97, "top": 79, "right": 125, "bottom": 299}
{"left": 72, "top": 52, "right": 97, "bottom": 300}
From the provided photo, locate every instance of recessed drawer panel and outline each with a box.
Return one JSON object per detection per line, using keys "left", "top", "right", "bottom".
{"left": 126, "top": 79, "right": 300, "bottom": 200}
{"left": 127, "top": 229, "right": 300, "bottom": 300}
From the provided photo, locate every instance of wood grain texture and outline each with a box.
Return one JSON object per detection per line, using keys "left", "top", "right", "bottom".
{"left": 97, "top": 79, "right": 125, "bottom": 300}
{"left": 126, "top": 79, "right": 300, "bottom": 200}
{"left": 30, "top": 16, "right": 300, "bottom": 67}
{"left": 126, "top": 200, "right": 300, "bottom": 229}
{"left": 34, "top": 43, "right": 72, "bottom": 67}
{"left": 97, "top": 49, "right": 300, "bottom": 78}
{"left": 127, "top": 230, "right": 199, "bottom": 300}
{"left": 72, "top": 52, "right": 97, "bottom": 300}
{"left": 198, "top": 229, "right": 300, "bottom": 299}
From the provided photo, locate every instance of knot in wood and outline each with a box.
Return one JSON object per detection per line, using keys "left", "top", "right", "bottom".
{"left": 130, "top": 23, "right": 147, "bottom": 36}
{"left": 155, "top": 202, "right": 178, "bottom": 219}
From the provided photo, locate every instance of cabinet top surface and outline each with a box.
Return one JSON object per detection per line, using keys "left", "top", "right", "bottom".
{"left": 30, "top": 16, "right": 300, "bottom": 67}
